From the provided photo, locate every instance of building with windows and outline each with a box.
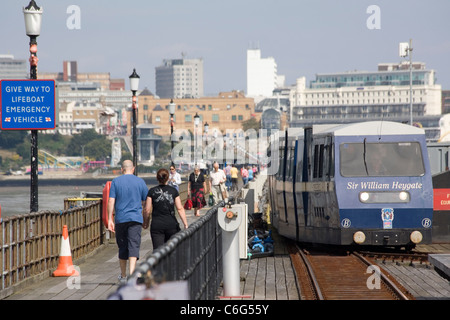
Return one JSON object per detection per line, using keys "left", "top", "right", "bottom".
{"left": 57, "top": 101, "right": 107, "bottom": 135}
{"left": 246, "top": 48, "right": 279, "bottom": 98}
{"left": 133, "top": 90, "right": 257, "bottom": 137}
{"left": 155, "top": 58, "right": 204, "bottom": 99}
{"left": 442, "top": 90, "right": 450, "bottom": 114}
{"left": 289, "top": 62, "right": 442, "bottom": 140}
{"left": 0, "top": 54, "right": 27, "bottom": 79}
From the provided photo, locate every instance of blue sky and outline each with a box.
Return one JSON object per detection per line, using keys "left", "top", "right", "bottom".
{"left": 1, "top": 0, "right": 449, "bottom": 95}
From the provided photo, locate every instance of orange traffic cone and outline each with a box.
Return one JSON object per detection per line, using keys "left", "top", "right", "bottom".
{"left": 53, "top": 225, "right": 79, "bottom": 277}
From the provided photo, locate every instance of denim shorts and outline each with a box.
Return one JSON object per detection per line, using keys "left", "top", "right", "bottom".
{"left": 115, "top": 221, "right": 142, "bottom": 260}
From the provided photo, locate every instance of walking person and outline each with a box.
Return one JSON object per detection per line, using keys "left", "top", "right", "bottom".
{"left": 107, "top": 160, "right": 149, "bottom": 283}
{"left": 168, "top": 165, "right": 181, "bottom": 192}
{"left": 248, "top": 165, "right": 253, "bottom": 182}
{"left": 187, "top": 166, "right": 207, "bottom": 217}
{"left": 230, "top": 164, "right": 239, "bottom": 191}
{"left": 144, "top": 168, "right": 188, "bottom": 250}
{"left": 209, "top": 162, "right": 226, "bottom": 205}
{"left": 224, "top": 163, "right": 232, "bottom": 191}
{"left": 241, "top": 166, "right": 249, "bottom": 185}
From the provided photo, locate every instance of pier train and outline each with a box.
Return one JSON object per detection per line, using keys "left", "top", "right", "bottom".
{"left": 267, "top": 121, "right": 433, "bottom": 248}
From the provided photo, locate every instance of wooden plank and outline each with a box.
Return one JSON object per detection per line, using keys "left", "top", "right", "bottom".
{"left": 275, "top": 256, "right": 288, "bottom": 300}
{"left": 283, "top": 256, "right": 299, "bottom": 300}
{"left": 242, "top": 259, "right": 257, "bottom": 298}
{"left": 265, "top": 257, "right": 276, "bottom": 299}
{"left": 254, "top": 258, "right": 266, "bottom": 299}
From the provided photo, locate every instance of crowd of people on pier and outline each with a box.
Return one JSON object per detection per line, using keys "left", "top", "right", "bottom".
{"left": 106, "top": 160, "right": 258, "bottom": 283}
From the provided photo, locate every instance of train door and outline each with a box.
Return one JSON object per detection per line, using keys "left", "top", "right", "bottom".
{"left": 283, "top": 136, "right": 297, "bottom": 239}
{"left": 275, "top": 135, "right": 286, "bottom": 228}
{"left": 302, "top": 127, "right": 313, "bottom": 229}
{"left": 324, "top": 135, "right": 339, "bottom": 229}
{"left": 293, "top": 138, "right": 305, "bottom": 241}
{"left": 309, "top": 136, "right": 327, "bottom": 229}
{"left": 267, "top": 130, "right": 280, "bottom": 228}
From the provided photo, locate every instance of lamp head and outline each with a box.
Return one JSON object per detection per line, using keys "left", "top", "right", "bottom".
{"left": 23, "top": 0, "right": 43, "bottom": 37}
{"left": 194, "top": 112, "right": 200, "bottom": 126}
{"left": 169, "top": 99, "right": 176, "bottom": 115}
{"left": 129, "top": 68, "right": 140, "bottom": 93}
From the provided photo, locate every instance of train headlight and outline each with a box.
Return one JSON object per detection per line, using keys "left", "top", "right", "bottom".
{"left": 399, "top": 191, "right": 409, "bottom": 201}
{"left": 410, "top": 231, "right": 423, "bottom": 244}
{"left": 360, "top": 192, "right": 370, "bottom": 202}
{"left": 353, "top": 231, "right": 366, "bottom": 244}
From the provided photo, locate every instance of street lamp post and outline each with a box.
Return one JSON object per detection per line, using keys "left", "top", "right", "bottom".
{"left": 194, "top": 112, "right": 200, "bottom": 165}
{"left": 204, "top": 121, "right": 209, "bottom": 172}
{"left": 408, "top": 39, "right": 413, "bottom": 126}
{"left": 169, "top": 99, "right": 176, "bottom": 166}
{"left": 129, "top": 68, "right": 140, "bottom": 176}
{"left": 399, "top": 40, "right": 413, "bottom": 125}
{"left": 23, "top": 0, "right": 43, "bottom": 213}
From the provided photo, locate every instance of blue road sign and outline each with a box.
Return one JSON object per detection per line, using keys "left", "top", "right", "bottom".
{"left": 0, "top": 79, "right": 56, "bottom": 130}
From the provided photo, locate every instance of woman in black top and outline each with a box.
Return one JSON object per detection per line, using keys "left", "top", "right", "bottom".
{"left": 144, "top": 168, "right": 188, "bottom": 250}
{"left": 187, "top": 166, "right": 207, "bottom": 217}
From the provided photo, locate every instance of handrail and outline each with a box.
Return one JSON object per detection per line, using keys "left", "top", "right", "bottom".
{"left": 125, "top": 199, "right": 227, "bottom": 300}
{"left": 0, "top": 199, "right": 104, "bottom": 297}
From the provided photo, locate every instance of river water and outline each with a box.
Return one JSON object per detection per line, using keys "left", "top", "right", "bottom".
{"left": 0, "top": 177, "right": 158, "bottom": 218}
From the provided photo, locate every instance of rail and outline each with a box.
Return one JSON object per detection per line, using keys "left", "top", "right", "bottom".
{"left": 0, "top": 199, "right": 104, "bottom": 294}
{"left": 117, "top": 174, "right": 265, "bottom": 300}
{"left": 290, "top": 244, "right": 413, "bottom": 300}
{"left": 125, "top": 200, "right": 226, "bottom": 300}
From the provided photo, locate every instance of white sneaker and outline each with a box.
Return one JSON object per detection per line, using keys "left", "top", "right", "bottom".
{"left": 118, "top": 275, "right": 127, "bottom": 284}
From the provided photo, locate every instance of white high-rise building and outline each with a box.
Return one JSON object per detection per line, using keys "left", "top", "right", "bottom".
{"left": 155, "top": 58, "right": 204, "bottom": 99}
{"left": 246, "top": 49, "right": 278, "bottom": 98}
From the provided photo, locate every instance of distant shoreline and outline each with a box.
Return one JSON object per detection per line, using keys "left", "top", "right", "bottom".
{"left": 0, "top": 174, "right": 159, "bottom": 187}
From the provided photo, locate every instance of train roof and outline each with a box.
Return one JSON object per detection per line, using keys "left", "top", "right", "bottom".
{"left": 314, "top": 121, "right": 425, "bottom": 136}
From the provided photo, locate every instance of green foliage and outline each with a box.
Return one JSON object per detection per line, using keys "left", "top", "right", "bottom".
{"left": 0, "top": 130, "right": 27, "bottom": 149}
{"left": 242, "top": 117, "right": 261, "bottom": 131}
{"left": 65, "top": 129, "right": 110, "bottom": 160}
{"left": 39, "top": 132, "right": 70, "bottom": 155}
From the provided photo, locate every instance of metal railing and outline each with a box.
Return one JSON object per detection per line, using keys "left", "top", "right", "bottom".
{"left": 111, "top": 175, "right": 261, "bottom": 300}
{"left": 1, "top": 199, "right": 104, "bottom": 294}
{"left": 126, "top": 200, "right": 225, "bottom": 300}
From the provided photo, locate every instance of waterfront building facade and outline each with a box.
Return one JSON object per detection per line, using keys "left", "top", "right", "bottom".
{"left": 132, "top": 90, "right": 257, "bottom": 138}
{"left": 289, "top": 62, "right": 442, "bottom": 140}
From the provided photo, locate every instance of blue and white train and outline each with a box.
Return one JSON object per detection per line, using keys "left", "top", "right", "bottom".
{"left": 268, "top": 121, "right": 433, "bottom": 248}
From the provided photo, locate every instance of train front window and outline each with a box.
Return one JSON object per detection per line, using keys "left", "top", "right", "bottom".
{"left": 340, "top": 142, "right": 425, "bottom": 177}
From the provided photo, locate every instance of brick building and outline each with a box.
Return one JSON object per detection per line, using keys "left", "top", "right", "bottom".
{"left": 131, "top": 89, "right": 258, "bottom": 138}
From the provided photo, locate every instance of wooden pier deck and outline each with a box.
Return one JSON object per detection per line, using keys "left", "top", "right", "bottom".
{"left": 5, "top": 211, "right": 300, "bottom": 300}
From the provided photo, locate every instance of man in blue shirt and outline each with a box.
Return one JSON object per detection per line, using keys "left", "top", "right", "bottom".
{"left": 107, "top": 160, "right": 148, "bottom": 283}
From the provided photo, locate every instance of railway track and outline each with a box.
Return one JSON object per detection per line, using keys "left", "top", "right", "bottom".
{"left": 289, "top": 244, "right": 416, "bottom": 300}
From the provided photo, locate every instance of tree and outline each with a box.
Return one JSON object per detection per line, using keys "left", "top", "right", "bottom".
{"left": 242, "top": 117, "right": 261, "bottom": 131}
{"left": 66, "top": 129, "right": 111, "bottom": 160}
{"left": 40, "top": 132, "right": 70, "bottom": 155}
{"left": 0, "top": 131, "right": 27, "bottom": 149}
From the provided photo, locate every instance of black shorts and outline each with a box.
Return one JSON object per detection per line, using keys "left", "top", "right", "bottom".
{"left": 115, "top": 221, "right": 142, "bottom": 260}
{"left": 151, "top": 227, "right": 179, "bottom": 250}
